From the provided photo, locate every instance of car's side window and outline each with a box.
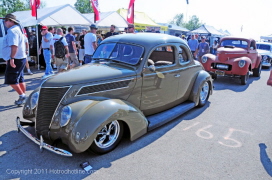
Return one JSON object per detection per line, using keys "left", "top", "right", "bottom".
{"left": 178, "top": 46, "right": 189, "bottom": 63}
{"left": 250, "top": 40, "right": 256, "bottom": 50}
{"left": 148, "top": 45, "right": 175, "bottom": 67}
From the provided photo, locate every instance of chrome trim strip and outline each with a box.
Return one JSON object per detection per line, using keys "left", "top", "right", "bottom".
{"left": 16, "top": 117, "right": 72, "bottom": 157}
{"left": 144, "top": 64, "right": 198, "bottom": 77}
{"left": 224, "top": 53, "right": 246, "bottom": 54}
{"left": 76, "top": 86, "right": 129, "bottom": 97}
{"left": 75, "top": 78, "right": 134, "bottom": 97}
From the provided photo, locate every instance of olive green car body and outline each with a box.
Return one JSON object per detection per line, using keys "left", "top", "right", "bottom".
{"left": 21, "top": 33, "right": 213, "bottom": 155}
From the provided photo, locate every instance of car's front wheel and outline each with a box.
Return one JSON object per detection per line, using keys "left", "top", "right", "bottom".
{"left": 253, "top": 62, "right": 262, "bottom": 77}
{"left": 89, "top": 120, "right": 123, "bottom": 154}
{"left": 198, "top": 81, "right": 210, "bottom": 107}
{"left": 241, "top": 71, "right": 249, "bottom": 85}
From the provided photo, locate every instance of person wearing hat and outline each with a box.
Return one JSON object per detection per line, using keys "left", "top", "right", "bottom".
{"left": 194, "top": 36, "right": 210, "bottom": 62}
{"left": 2, "top": 13, "right": 28, "bottom": 106}
{"left": 39, "top": 25, "right": 54, "bottom": 79}
{"left": 105, "top": 24, "right": 119, "bottom": 39}
{"left": 84, "top": 24, "right": 98, "bottom": 63}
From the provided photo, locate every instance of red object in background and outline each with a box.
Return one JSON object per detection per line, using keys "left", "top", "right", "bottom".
{"left": 91, "top": 0, "right": 100, "bottom": 22}
{"left": 31, "top": 0, "right": 40, "bottom": 17}
{"left": 127, "top": 0, "right": 135, "bottom": 24}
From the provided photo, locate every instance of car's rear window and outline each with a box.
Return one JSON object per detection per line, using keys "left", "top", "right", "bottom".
{"left": 220, "top": 39, "right": 248, "bottom": 48}
{"left": 93, "top": 43, "right": 144, "bottom": 65}
{"left": 256, "top": 44, "right": 271, "bottom": 51}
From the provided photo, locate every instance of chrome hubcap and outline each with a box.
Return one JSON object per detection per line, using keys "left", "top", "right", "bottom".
{"left": 200, "top": 82, "right": 209, "bottom": 102}
{"left": 95, "top": 120, "right": 120, "bottom": 149}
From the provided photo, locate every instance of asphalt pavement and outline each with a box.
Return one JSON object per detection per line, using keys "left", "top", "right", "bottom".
{"left": 0, "top": 65, "right": 271, "bottom": 180}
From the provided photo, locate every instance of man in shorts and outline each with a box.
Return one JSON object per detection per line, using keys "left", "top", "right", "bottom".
{"left": 65, "top": 27, "right": 79, "bottom": 69}
{"left": 50, "top": 28, "right": 70, "bottom": 73}
{"left": 2, "top": 14, "right": 27, "bottom": 106}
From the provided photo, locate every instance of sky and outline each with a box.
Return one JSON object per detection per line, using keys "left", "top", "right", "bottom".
{"left": 44, "top": 0, "right": 272, "bottom": 40}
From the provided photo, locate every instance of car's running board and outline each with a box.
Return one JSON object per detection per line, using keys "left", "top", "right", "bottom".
{"left": 147, "top": 101, "right": 195, "bottom": 131}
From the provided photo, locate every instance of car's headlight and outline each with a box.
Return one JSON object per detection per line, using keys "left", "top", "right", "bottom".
{"left": 30, "top": 92, "right": 39, "bottom": 109}
{"left": 263, "top": 55, "right": 268, "bottom": 60}
{"left": 238, "top": 60, "right": 246, "bottom": 68}
{"left": 202, "top": 56, "right": 208, "bottom": 63}
{"left": 60, "top": 106, "right": 72, "bottom": 127}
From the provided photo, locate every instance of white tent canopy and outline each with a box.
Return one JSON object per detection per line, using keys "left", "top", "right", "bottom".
{"left": 13, "top": 4, "right": 92, "bottom": 27}
{"left": 189, "top": 25, "right": 225, "bottom": 37}
{"left": 260, "top": 34, "right": 272, "bottom": 40}
{"left": 83, "top": 11, "right": 128, "bottom": 31}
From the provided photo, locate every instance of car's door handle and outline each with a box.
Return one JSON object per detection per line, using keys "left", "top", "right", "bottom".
{"left": 174, "top": 74, "right": 180, "bottom": 77}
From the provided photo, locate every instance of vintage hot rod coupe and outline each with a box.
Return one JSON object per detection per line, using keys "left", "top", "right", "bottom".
{"left": 256, "top": 42, "right": 272, "bottom": 68}
{"left": 200, "top": 37, "right": 262, "bottom": 85}
{"left": 17, "top": 33, "right": 213, "bottom": 156}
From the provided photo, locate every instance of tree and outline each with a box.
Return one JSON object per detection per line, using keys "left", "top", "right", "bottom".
{"left": 169, "top": 13, "right": 184, "bottom": 27}
{"left": 0, "top": 0, "right": 46, "bottom": 17}
{"left": 183, "top": 15, "right": 202, "bottom": 31}
{"left": 1, "top": 0, "right": 28, "bottom": 17}
{"left": 75, "top": 0, "right": 94, "bottom": 14}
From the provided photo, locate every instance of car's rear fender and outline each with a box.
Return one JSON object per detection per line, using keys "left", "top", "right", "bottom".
{"left": 188, "top": 70, "right": 212, "bottom": 106}
{"left": 60, "top": 99, "right": 148, "bottom": 153}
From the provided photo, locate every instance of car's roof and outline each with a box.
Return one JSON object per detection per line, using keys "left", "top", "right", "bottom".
{"left": 101, "top": 33, "right": 185, "bottom": 47}
{"left": 220, "top": 36, "right": 255, "bottom": 42}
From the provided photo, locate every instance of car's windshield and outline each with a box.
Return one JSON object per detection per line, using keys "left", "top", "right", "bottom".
{"left": 92, "top": 43, "right": 144, "bottom": 65}
{"left": 256, "top": 44, "right": 271, "bottom": 51}
{"left": 220, "top": 39, "right": 248, "bottom": 48}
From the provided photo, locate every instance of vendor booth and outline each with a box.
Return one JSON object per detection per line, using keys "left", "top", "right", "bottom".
{"left": 117, "top": 9, "right": 167, "bottom": 31}
{"left": 189, "top": 24, "right": 225, "bottom": 47}
{"left": 158, "top": 23, "right": 189, "bottom": 35}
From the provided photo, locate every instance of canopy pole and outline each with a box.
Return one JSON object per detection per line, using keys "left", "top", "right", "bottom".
{"left": 35, "top": 0, "right": 40, "bottom": 70}
{"left": 36, "top": 24, "right": 40, "bottom": 70}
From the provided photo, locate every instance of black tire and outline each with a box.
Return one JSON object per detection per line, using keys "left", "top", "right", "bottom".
{"left": 198, "top": 81, "right": 210, "bottom": 107}
{"left": 241, "top": 71, "right": 249, "bottom": 85}
{"left": 253, "top": 62, "right": 262, "bottom": 77}
{"left": 89, "top": 120, "right": 124, "bottom": 155}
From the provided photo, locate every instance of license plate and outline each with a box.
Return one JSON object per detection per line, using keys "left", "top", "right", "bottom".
{"left": 215, "top": 70, "right": 225, "bottom": 76}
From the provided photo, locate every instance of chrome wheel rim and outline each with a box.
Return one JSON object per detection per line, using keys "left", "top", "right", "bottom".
{"left": 200, "top": 82, "right": 209, "bottom": 102}
{"left": 94, "top": 120, "right": 120, "bottom": 149}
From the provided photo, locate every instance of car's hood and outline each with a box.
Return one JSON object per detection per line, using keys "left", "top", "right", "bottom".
{"left": 256, "top": 49, "right": 271, "bottom": 56}
{"left": 217, "top": 47, "right": 247, "bottom": 62}
{"left": 42, "top": 63, "right": 136, "bottom": 87}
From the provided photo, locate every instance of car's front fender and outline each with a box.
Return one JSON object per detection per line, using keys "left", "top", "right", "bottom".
{"left": 188, "top": 70, "right": 213, "bottom": 105}
{"left": 55, "top": 99, "right": 148, "bottom": 153}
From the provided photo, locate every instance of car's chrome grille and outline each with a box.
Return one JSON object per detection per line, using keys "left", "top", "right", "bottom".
{"left": 36, "top": 87, "right": 69, "bottom": 138}
{"left": 77, "top": 80, "right": 131, "bottom": 95}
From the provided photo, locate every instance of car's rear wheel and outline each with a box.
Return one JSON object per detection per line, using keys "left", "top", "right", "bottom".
{"left": 241, "top": 71, "right": 249, "bottom": 85}
{"left": 253, "top": 62, "right": 262, "bottom": 77}
{"left": 89, "top": 120, "right": 123, "bottom": 154}
{"left": 198, "top": 81, "right": 210, "bottom": 107}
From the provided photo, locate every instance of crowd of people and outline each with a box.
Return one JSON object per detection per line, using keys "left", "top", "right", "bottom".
{"left": 2, "top": 13, "right": 272, "bottom": 106}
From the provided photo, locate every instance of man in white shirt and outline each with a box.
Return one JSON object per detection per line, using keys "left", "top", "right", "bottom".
{"left": 84, "top": 24, "right": 98, "bottom": 63}
{"left": 50, "top": 28, "right": 70, "bottom": 73}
